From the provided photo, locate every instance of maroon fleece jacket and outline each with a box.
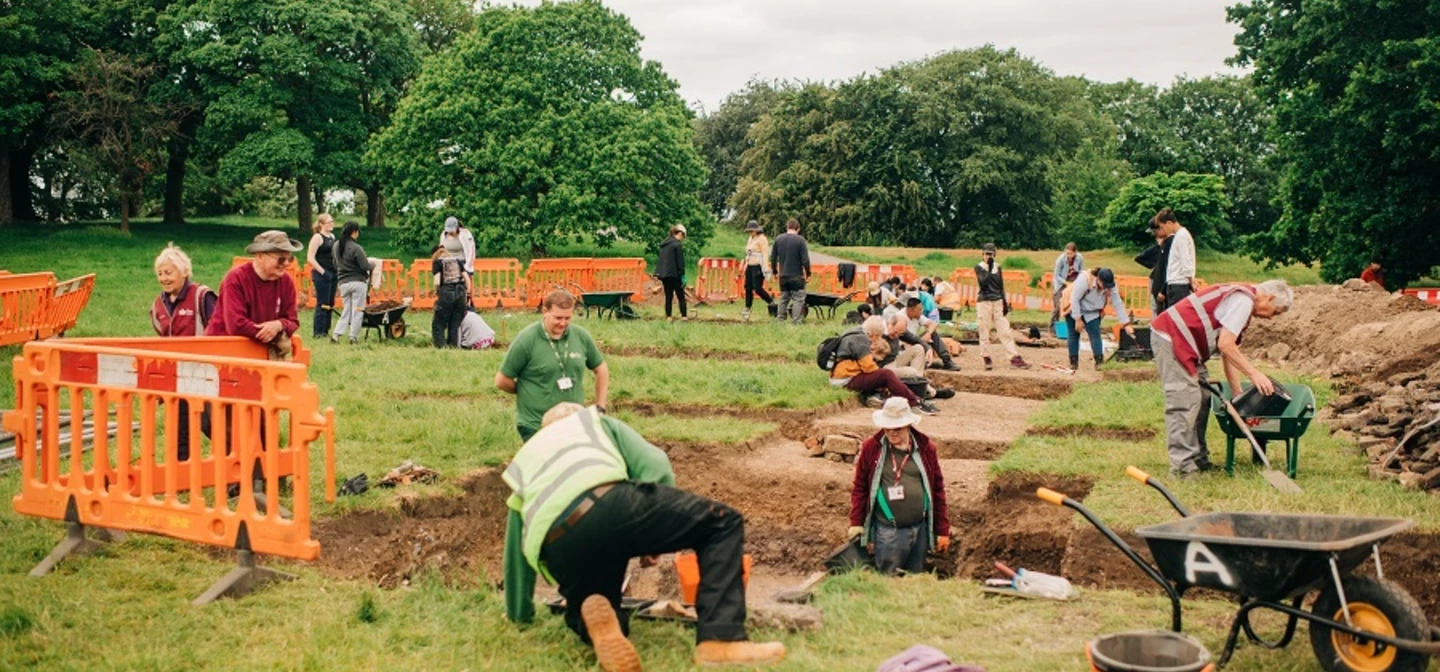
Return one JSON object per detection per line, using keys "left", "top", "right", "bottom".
{"left": 849, "top": 428, "right": 950, "bottom": 539}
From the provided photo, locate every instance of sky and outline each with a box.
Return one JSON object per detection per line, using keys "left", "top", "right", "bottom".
{"left": 517, "top": 0, "right": 1248, "bottom": 112}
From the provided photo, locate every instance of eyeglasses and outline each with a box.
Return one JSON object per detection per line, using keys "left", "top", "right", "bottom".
{"left": 271, "top": 254, "right": 294, "bottom": 265}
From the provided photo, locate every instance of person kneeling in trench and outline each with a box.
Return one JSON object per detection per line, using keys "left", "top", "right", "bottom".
{"left": 502, "top": 402, "right": 786, "bottom": 670}
{"left": 848, "top": 397, "right": 951, "bottom": 574}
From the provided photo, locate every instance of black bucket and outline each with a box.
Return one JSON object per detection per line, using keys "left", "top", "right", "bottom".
{"left": 1086, "top": 631, "right": 1213, "bottom": 672}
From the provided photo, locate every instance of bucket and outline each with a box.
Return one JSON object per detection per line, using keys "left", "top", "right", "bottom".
{"left": 1054, "top": 320, "right": 1069, "bottom": 339}
{"left": 1086, "top": 631, "right": 1213, "bottom": 672}
{"left": 674, "top": 552, "right": 752, "bottom": 606}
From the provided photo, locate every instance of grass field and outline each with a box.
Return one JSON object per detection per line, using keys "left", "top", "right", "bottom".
{"left": 0, "top": 219, "right": 1426, "bottom": 671}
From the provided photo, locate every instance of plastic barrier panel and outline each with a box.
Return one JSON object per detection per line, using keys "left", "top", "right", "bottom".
{"left": 949, "top": 268, "right": 979, "bottom": 307}
{"left": 371, "top": 260, "right": 409, "bottom": 304}
{"left": 4, "top": 336, "right": 337, "bottom": 568}
{"left": 41, "top": 274, "right": 96, "bottom": 338}
{"left": 1038, "top": 272, "right": 1056, "bottom": 311}
{"left": 406, "top": 258, "right": 438, "bottom": 310}
{"left": 472, "top": 259, "right": 526, "bottom": 309}
{"left": 1003, "top": 271, "right": 1030, "bottom": 308}
{"left": 525, "top": 258, "right": 594, "bottom": 307}
{"left": 1, "top": 272, "right": 59, "bottom": 346}
{"left": 1109, "top": 275, "right": 1155, "bottom": 319}
{"left": 1403, "top": 288, "right": 1440, "bottom": 306}
{"left": 694, "top": 258, "right": 744, "bottom": 304}
{"left": 590, "top": 258, "right": 647, "bottom": 302}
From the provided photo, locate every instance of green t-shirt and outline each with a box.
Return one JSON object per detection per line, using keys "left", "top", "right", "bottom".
{"left": 499, "top": 322, "right": 604, "bottom": 432}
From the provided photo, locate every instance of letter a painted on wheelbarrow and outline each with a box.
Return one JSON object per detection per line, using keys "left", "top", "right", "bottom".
{"left": 1183, "top": 541, "right": 1234, "bottom": 588}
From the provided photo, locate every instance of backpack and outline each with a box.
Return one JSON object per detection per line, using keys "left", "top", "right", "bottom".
{"left": 816, "top": 335, "right": 844, "bottom": 371}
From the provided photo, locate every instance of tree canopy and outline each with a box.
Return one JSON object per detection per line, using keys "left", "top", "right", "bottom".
{"left": 1099, "top": 172, "right": 1232, "bottom": 250}
{"left": 1230, "top": 0, "right": 1440, "bottom": 287}
{"left": 370, "top": 0, "right": 709, "bottom": 255}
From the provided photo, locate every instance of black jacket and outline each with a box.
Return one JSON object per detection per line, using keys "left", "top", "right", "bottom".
{"left": 1149, "top": 237, "right": 1173, "bottom": 298}
{"left": 770, "top": 232, "right": 811, "bottom": 278}
{"left": 975, "top": 261, "right": 1005, "bottom": 302}
{"left": 656, "top": 236, "right": 684, "bottom": 279}
{"left": 334, "top": 238, "right": 375, "bottom": 285}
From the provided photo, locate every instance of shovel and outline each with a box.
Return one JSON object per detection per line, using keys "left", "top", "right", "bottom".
{"left": 1201, "top": 380, "right": 1303, "bottom": 494}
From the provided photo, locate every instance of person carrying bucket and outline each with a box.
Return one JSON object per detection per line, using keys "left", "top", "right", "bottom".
{"left": 502, "top": 402, "right": 785, "bottom": 670}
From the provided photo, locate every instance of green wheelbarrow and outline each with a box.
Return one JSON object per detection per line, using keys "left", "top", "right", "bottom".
{"left": 1208, "top": 381, "right": 1316, "bottom": 479}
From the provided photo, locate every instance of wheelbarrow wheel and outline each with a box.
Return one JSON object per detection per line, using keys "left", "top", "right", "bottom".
{"left": 1309, "top": 575, "right": 1430, "bottom": 672}
{"left": 387, "top": 319, "right": 406, "bottom": 340}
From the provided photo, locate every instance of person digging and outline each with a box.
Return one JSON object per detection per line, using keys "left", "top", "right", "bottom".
{"left": 503, "top": 402, "right": 785, "bottom": 670}
{"left": 1065, "top": 268, "right": 1135, "bottom": 371}
{"left": 1151, "top": 280, "right": 1293, "bottom": 478}
{"left": 847, "top": 397, "right": 951, "bottom": 575}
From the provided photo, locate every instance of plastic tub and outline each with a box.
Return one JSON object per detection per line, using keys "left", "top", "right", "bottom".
{"left": 1087, "top": 631, "right": 1213, "bottom": 672}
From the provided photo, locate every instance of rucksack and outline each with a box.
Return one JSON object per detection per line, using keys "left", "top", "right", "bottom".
{"left": 816, "top": 335, "right": 844, "bottom": 371}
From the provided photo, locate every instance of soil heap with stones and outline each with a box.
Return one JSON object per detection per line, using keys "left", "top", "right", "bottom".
{"left": 1245, "top": 280, "right": 1440, "bottom": 491}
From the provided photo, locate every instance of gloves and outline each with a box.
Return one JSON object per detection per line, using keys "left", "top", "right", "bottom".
{"left": 1002, "top": 300, "right": 1012, "bottom": 316}
{"left": 936, "top": 536, "right": 951, "bottom": 553}
{"left": 847, "top": 526, "right": 864, "bottom": 539}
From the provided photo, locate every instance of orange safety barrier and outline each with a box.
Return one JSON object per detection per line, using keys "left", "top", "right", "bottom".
{"left": 946, "top": 267, "right": 1029, "bottom": 307}
{"left": 525, "top": 258, "right": 594, "bottom": 307}
{"left": 407, "top": 258, "right": 438, "bottom": 310}
{"left": 949, "top": 268, "right": 979, "bottom": 308}
{"left": 1403, "top": 288, "right": 1440, "bottom": 306}
{"left": 1, "top": 272, "right": 59, "bottom": 346}
{"left": 590, "top": 258, "right": 647, "bottom": 302}
{"left": 472, "top": 259, "right": 526, "bottom": 309}
{"left": 4, "top": 335, "right": 336, "bottom": 603}
{"left": 694, "top": 258, "right": 745, "bottom": 304}
{"left": 41, "top": 274, "right": 97, "bottom": 338}
{"left": 370, "top": 260, "right": 409, "bottom": 304}
{"left": 1108, "top": 276, "right": 1155, "bottom": 319}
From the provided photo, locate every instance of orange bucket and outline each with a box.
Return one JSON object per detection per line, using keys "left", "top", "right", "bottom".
{"left": 674, "top": 552, "right": 752, "bottom": 605}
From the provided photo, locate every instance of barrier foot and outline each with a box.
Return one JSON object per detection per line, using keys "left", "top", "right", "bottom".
{"left": 29, "top": 522, "right": 110, "bottom": 577}
{"left": 191, "top": 550, "right": 296, "bottom": 606}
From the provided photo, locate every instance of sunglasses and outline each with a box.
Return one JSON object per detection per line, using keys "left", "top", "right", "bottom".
{"left": 269, "top": 254, "right": 294, "bottom": 265}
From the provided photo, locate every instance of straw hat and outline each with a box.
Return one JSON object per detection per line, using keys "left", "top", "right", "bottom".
{"left": 744, "top": 220, "right": 763, "bottom": 233}
{"left": 245, "top": 230, "right": 302, "bottom": 254}
{"left": 872, "top": 397, "right": 921, "bottom": 429}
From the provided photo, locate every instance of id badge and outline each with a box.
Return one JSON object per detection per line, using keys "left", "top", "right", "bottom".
{"left": 886, "top": 485, "right": 905, "bottom": 501}
{"left": 557, "top": 376, "right": 574, "bottom": 391}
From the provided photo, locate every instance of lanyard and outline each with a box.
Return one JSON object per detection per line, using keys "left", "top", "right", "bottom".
{"left": 889, "top": 447, "right": 912, "bottom": 481}
{"left": 546, "top": 332, "right": 568, "bottom": 369}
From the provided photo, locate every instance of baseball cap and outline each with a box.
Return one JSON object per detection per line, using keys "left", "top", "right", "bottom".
{"left": 1097, "top": 268, "right": 1116, "bottom": 288}
{"left": 982, "top": 243, "right": 997, "bottom": 254}
{"left": 444, "top": 216, "right": 459, "bottom": 232}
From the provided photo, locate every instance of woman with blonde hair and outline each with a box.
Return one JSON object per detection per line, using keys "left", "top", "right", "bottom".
{"left": 307, "top": 213, "right": 338, "bottom": 337}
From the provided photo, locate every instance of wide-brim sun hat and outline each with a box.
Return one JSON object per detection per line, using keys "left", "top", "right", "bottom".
{"left": 873, "top": 397, "right": 921, "bottom": 429}
{"left": 245, "top": 230, "right": 303, "bottom": 254}
{"left": 867, "top": 281, "right": 881, "bottom": 295}
{"left": 744, "top": 220, "right": 763, "bottom": 232}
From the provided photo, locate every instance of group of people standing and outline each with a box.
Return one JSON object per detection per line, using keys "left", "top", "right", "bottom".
{"left": 654, "top": 218, "right": 815, "bottom": 324}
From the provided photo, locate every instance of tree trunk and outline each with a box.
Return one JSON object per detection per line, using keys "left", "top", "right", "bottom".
{"left": 366, "top": 188, "right": 385, "bottom": 228}
{"left": 0, "top": 148, "right": 12, "bottom": 226}
{"left": 119, "top": 193, "right": 131, "bottom": 233}
{"left": 9, "top": 144, "right": 38, "bottom": 222}
{"left": 313, "top": 182, "right": 325, "bottom": 215}
{"left": 162, "top": 133, "right": 192, "bottom": 225}
{"left": 296, "top": 175, "right": 313, "bottom": 237}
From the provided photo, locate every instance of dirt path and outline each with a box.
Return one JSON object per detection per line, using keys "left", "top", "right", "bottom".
{"left": 807, "top": 392, "right": 1043, "bottom": 459}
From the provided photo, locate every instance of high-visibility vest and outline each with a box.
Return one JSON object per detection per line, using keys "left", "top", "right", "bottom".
{"left": 501, "top": 407, "right": 627, "bottom": 573}
{"left": 1151, "top": 283, "right": 1257, "bottom": 376}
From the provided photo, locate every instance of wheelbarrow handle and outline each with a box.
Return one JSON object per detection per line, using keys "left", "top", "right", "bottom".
{"left": 1034, "top": 487, "right": 1184, "bottom": 632}
{"left": 1125, "top": 466, "right": 1191, "bottom": 518}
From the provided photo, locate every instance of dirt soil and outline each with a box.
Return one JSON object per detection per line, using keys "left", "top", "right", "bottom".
{"left": 807, "top": 392, "right": 1042, "bottom": 460}
{"left": 952, "top": 472, "right": 1095, "bottom": 581}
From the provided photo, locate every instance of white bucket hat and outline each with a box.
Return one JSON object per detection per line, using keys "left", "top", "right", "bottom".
{"left": 872, "top": 397, "right": 921, "bottom": 429}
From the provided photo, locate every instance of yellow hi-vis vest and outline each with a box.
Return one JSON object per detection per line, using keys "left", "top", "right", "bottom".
{"left": 502, "top": 407, "right": 627, "bottom": 573}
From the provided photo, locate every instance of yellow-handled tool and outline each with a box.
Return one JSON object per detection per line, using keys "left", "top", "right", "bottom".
{"left": 1036, "top": 487, "right": 1068, "bottom": 506}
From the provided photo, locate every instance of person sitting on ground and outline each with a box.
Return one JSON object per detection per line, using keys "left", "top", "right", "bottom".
{"left": 1360, "top": 257, "right": 1385, "bottom": 288}
{"left": 848, "top": 397, "right": 951, "bottom": 575}
{"left": 932, "top": 276, "right": 959, "bottom": 309}
{"left": 503, "top": 402, "right": 786, "bottom": 670}
{"left": 903, "top": 298, "right": 962, "bottom": 372}
{"left": 877, "top": 313, "right": 954, "bottom": 401}
{"left": 1151, "top": 279, "right": 1293, "bottom": 477}
{"left": 917, "top": 279, "right": 940, "bottom": 322}
{"left": 845, "top": 302, "right": 874, "bottom": 326}
{"left": 459, "top": 310, "right": 496, "bottom": 350}
{"left": 151, "top": 243, "right": 218, "bottom": 462}
{"left": 1050, "top": 243, "right": 1084, "bottom": 330}
{"left": 865, "top": 281, "right": 886, "bottom": 315}
{"left": 208, "top": 231, "right": 301, "bottom": 358}
{"left": 831, "top": 316, "right": 940, "bottom": 415}
{"left": 974, "top": 243, "right": 1031, "bottom": 371}
{"left": 431, "top": 244, "right": 472, "bottom": 348}
{"left": 1067, "top": 268, "right": 1136, "bottom": 371}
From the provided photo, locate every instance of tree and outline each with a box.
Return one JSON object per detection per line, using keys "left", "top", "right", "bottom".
{"left": 0, "top": 0, "right": 85, "bottom": 224}
{"left": 1046, "top": 136, "right": 1134, "bottom": 249}
{"left": 1098, "top": 172, "right": 1231, "bottom": 250}
{"left": 1230, "top": 0, "right": 1440, "bottom": 287}
{"left": 407, "top": 0, "right": 477, "bottom": 54}
{"left": 732, "top": 46, "right": 1097, "bottom": 248}
{"left": 52, "top": 48, "right": 176, "bottom": 232}
{"left": 370, "top": 0, "right": 710, "bottom": 256}
{"left": 692, "top": 79, "right": 788, "bottom": 220}
{"left": 161, "top": 0, "right": 421, "bottom": 236}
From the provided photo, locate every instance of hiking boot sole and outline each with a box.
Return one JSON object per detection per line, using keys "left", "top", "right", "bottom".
{"left": 582, "top": 595, "right": 641, "bottom": 672}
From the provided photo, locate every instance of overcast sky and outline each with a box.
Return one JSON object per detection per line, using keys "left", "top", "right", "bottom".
{"left": 516, "top": 0, "right": 1247, "bottom": 112}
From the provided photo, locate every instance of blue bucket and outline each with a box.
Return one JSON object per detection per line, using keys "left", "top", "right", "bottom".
{"left": 1054, "top": 321, "right": 1068, "bottom": 339}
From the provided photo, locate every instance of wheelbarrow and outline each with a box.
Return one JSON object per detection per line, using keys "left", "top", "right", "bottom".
{"left": 330, "top": 298, "right": 411, "bottom": 341}
{"left": 580, "top": 290, "right": 638, "bottom": 320}
{"left": 1037, "top": 468, "right": 1439, "bottom": 671}
{"left": 766, "top": 293, "right": 850, "bottom": 320}
{"left": 1209, "top": 381, "right": 1316, "bottom": 479}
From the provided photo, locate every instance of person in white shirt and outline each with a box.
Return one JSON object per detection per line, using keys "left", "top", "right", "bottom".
{"left": 1154, "top": 208, "right": 1197, "bottom": 308}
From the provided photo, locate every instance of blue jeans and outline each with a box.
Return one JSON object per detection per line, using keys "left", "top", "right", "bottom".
{"left": 311, "top": 270, "right": 336, "bottom": 337}
{"left": 1066, "top": 314, "right": 1104, "bottom": 360}
{"left": 872, "top": 521, "right": 928, "bottom": 574}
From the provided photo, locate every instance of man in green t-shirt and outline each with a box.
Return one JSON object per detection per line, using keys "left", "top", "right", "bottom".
{"left": 496, "top": 290, "right": 610, "bottom": 440}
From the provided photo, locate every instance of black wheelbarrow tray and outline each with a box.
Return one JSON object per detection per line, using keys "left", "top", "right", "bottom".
{"left": 1037, "top": 469, "right": 1440, "bottom": 671}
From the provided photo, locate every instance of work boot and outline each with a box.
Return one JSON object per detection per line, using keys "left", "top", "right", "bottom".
{"left": 940, "top": 361, "right": 961, "bottom": 371}
{"left": 1010, "top": 356, "right": 1031, "bottom": 370}
{"left": 933, "top": 387, "right": 956, "bottom": 400}
{"left": 695, "top": 640, "right": 786, "bottom": 667}
{"left": 581, "top": 595, "right": 641, "bottom": 672}
{"left": 913, "top": 400, "right": 941, "bottom": 415}
{"left": 740, "top": 309, "right": 750, "bottom": 322}
{"left": 983, "top": 356, "right": 994, "bottom": 371}
{"left": 1069, "top": 355, "right": 1079, "bottom": 370}
{"left": 1094, "top": 354, "right": 1105, "bottom": 369}
{"left": 864, "top": 393, "right": 887, "bottom": 409}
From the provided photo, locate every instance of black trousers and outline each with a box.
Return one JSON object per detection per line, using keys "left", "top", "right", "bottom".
{"left": 661, "top": 276, "right": 687, "bottom": 317}
{"left": 433, "top": 284, "right": 468, "bottom": 347}
{"left": 927, "top": 330, "right": 955, "bottom": 366}
{"left": 542, "top": 481, "right": 748, "bottom": 644}
{"left": 1165, "top": 282, "right": 1194, "bottom": 310}
{"left": 743, "top": 266, "right": 772, "bottom": 309}
{"left": 311, "top": 270, "right": 336, "bottom": 337}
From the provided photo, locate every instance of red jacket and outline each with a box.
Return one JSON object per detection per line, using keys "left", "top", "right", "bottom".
{"left": 849, "top": 428, "right": 950, "bottom": 541}
{"left": 206, "top": 262, "right": 298, "bottom": 340}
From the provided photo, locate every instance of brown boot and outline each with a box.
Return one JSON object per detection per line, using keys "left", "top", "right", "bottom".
{"left": 1010, "top": 356, "right": 1031, "bottom": 369}
{"left": 581, "top": 595, "right": 641, "bottom": 672}
{"left": 694, "top": 640, "right": 787, "bottom": 667}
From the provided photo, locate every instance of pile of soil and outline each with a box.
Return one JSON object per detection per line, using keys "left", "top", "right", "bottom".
{"left": 1246, "top": 281, "right": 1440, "bottom": 489}
{"left": 951, "top": 472, "right": 1094, "bottom": 580}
